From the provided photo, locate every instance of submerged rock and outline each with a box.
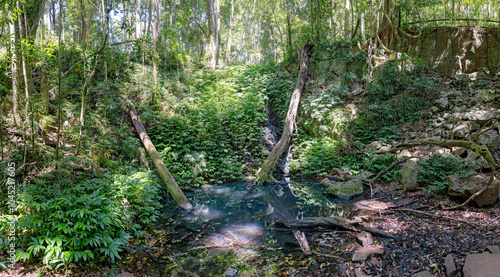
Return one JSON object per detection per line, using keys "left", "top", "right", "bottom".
{"left": 326, "top": 179, "right": 364, "bottom": 199}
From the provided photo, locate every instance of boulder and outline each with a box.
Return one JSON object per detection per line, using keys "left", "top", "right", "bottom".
{"left": 463, "top": 254, "right": 500, "bottom": 277}
{"left": 485, "top": 245, "right": 500, "bottom": 254}
{"left": 452, "top": 73, "right": 470, "bottom": 88}
{"left": 352, "top": 246, "right": 384, "bottom": 262}
{"left": 464, "top": 110, "right": 494, "bottom": 125}
{"left": 326, "top": 179, "right": 364, "bottom": 199}
{"left": 444, "top": 254, "right": 457, "bottom": 277}
{"left": 434, "top": 97, "right": 449, "bottom": 111}
{"left": 478, "top": 130, "right": 500, "bottom": 151}
{"left": 447, "top": 174, "right": 499, "bottom": 207}
{"left": 351, "top": 87, "right": 365, "bottom": 96}
{"left": 400, "top": 159, "right": 420, "bottom": 192}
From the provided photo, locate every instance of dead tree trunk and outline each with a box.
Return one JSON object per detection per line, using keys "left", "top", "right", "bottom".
{"left": 129, "top": 110, "right": 193, "bottom": 211}
{"left": 254, "top": 42, "right": 314, "bottom": 184}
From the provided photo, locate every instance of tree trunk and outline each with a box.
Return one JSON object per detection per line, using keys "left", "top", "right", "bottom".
{"left": 129, "top": 110, "right": 193, "bottom": 211}
{"left": 254, "top": 42, "right": 314, "bottom": 184}
{"left": 10, "top": 11, "right": 21, "bottom": 127}
{"left": 344, "top": 0, "right": 350, "bottom": 39}
{"left": 135, "top": 0, "right": 142, "bottom": 39}
{"left": 152, "top": 0, "right": 159, "bottom": 99}
{"left": 40, "top": 66, "right": 49, "bottom": 115}
{"left": 225, "top": 0, "right": 234, "bottom": 63}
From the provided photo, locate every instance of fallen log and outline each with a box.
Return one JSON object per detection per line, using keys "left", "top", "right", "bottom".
{"left": 288, "top": 216, "right": 397, "bottom": 240}
{"left": 129, "top": 109, "right": 193, "bottom": 211}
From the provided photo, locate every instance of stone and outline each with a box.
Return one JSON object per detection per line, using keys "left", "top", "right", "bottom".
{"left": 463, "top": 254, "right": 500, "bottom": 277}
{"left": 352, "top": 246, "right": 384, "bottom": 262}
{"left": 400, "top": 159, "right": 420, "bottom": 192}
{"left": 465, "top": 110, "right": 494, "bottom": 125}
{"left": 224, "top": 267, "right": 239, "bottom": 277}
{"left": 326, "top": 179, "right": 364, "bottom": 199}
{"left": 485, "top": 245, "right": 500, "bottom": 254}
{"left": 478, "top": 130, "right": 500, "bottom": 151}
{"left": 447, "top": 174, "right": 499, "bottom": 207}
{"left": 354, "top": 268, "right": 371, "bottom": 277}
{"left": 431, "top": 106, "right": 441, "bottom": 114}
{"left": 468, "top": 71, "right": 489, "bottom": 81}
{"left": 115, "top": 273, "right": 135, "bottom": 277}
{"left": 357, "top": 231, "right": 374, "bottom": 246}
{"left": 358, "top": 171, "right": 376, "bottom": 180}
{"left": 453, "top": 122, "right": 471, "bottom": 138}
{"left": 452, "top": 147, "right": 467, "bottom": 157}
{"left": 397, "top": 149, "right": 412, "bottom": 158}
{"left": 411, "top": 270, "right": 434, "bottom": 277}
{"left": 453, "top": 73, "right": 470, "bottom": 88}
{"left": 321, "top": 178, "right": 333, "bottom": 187}
{"left": 444, "top": 254, "right": 457, "bottom": 277}
{"left": 351, "top": 87, "right": 365, "bottom": 96}
{"left": 434, "top": 97, "right": 449, "bottom": 111}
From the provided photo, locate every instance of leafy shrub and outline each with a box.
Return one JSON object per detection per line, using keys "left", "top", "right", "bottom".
{"left": 0, "top": 169, "right": 163, "bottom": 267}
{"left": 419, "top": 154, "right": 475, "bottom": 194}
{"left": 149, "top": 65, "right": 280, "bottom": 186}
{"left": 352, "top": 60, "right": 438, "bottom": 143}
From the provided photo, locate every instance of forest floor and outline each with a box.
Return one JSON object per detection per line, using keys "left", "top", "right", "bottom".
{"left": 6, "top": 181, "right": 498, "bottom": 277}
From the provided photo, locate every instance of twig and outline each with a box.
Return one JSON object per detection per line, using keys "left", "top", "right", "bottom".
{"left": 311, "top": 250, "right": 345, "bottom": 261}
{"left": 396, "top": 208, "right": 479, "bottom": 226}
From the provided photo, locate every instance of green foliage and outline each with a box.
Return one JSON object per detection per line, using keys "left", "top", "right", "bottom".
{"left": 150, "top": 65, "right": 278, "bottom": 186}
{"left": 352, "top": 60, "right": 438, "bottom": 143}
{"left": 419, "top": 154, "right": 475, "bottom": 195}
{"left": 0, "top": 169, "right": 163, "bottom": 267}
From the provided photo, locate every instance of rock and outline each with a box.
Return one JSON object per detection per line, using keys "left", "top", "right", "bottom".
{"left": 463, "top": 254, "right": 500, "bottom": 277}
{"left": 400, "top": 159, "right": 419, "bottom": 192}
{"left": 358, "top": 171, "right": 376, "bottom": 180}
{"left": 485, "top": 245, "right": 500, "bottom": 254}
{"left": 357, "top": 231, "right": 374, "bottom": 246}
{"left": 444, "top": 254, "right": 457, "bottom": 277}
{"left": 468, "top": 70, "right": 489, "bottom": 82}
{"left": 465, "top": 110, "right": 494, "bottom": 125}
{"left": 478, "top": 130, "right": 500, "bottom": 151}
{"left": 224, "top": 267, "right": 239, "bottom": 277}
{"left": 321, "top": 178, "right": 333, "bottom": 187}
{"left": 326, "top": 179, "right": 364, "bottom": 199}
{"left": 431, "top": 106, "right": 441, "bottom": 114}
{"left": 411, "top": 270, "right": 434, "bottom": 277}
{"left": 354, "top": 268, "right": 371, "bottom": 277}
{"left": 447, "top": 174, "right": 499, "bottom": 207}
{"left": 351, "top": 87, "right": 365, "bottom": 96}
{"left": 115, "top": 273, "right": 135, "bottom": 277}
{"left": 452, "top": 147, "right": 467, "bottom": 157}
{"left": 452, "top": 73, "right": 470, "bottom": 88}
{"left": 397, "top": 149, "right": 412, "bottom": 158}
{"left": 434, "top": 97, "right": 449, "bottom": 111}
{"left": 453, "top": 122, "right": 471, "bottom": 138}
{"left": 352, "top": 246, "right": 384, "bottom": 262}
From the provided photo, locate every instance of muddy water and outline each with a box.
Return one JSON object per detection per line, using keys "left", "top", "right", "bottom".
{"left": 162, "top": 180, "right": 358, "bottom": 257}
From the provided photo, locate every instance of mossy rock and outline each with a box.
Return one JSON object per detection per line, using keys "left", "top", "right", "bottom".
{"left": 326, "top": 179, "right": 364, "bottom": 199}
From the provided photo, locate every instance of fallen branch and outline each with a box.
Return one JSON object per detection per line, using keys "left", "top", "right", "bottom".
{"left": 396, "top": 208, "right": 480, "bottom": 226}
{"left": 311, "top": 250, "right": 345, "bottom": 261}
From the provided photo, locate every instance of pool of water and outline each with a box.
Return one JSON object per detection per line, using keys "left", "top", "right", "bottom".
{"left": 161, "top": 179, "right": 359, "bottom": 255}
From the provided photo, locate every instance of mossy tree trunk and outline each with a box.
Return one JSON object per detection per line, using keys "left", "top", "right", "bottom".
{"left": 129, "top": 110, "right": 193, "bottom": 211}
{"left": 254, "top": 42, "right": 314, "bottom": 184}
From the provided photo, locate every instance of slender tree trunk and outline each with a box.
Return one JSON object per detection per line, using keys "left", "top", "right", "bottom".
{"left": 10, "top": 9, "right": 21, "bottom": 126}
{"left": 129, "top": 110, "right": 193, "bottom": 211}
{"left": 254, "top": 42, "right": 314, "bottom": 184}
{"left": 361, "top": 12, "right": 365, "bottom": 40}
{"left": 56, "top": 0, "right": 63, "bottom": 168}
{"left": 135, "top": 0, "right": 141, "bottom": 39}
{"left": 344, "top": 0, "right": 350, "bottom": 39}
{"left": 225, "top": 0, "right": 234, "bottom": 63}
{"left": 152, "top": 0, "right": 159, "bottom": 99}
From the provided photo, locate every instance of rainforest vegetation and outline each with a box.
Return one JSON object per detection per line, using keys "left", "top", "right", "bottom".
{"left": 0, "top": 0, "right": 499, "bottom": 276}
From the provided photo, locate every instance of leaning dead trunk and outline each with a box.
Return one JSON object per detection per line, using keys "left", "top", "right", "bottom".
{"left": 254, "top": 42, "right": 314, "bottom": 183}
{"left": 130, "top": 110, "right": 193, "bottom": 211}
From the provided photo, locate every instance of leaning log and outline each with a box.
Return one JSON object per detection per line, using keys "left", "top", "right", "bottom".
{"left": 254, "top": 42, "right": 314, "bottom": 183}
{"left": 129, "top": 110, "right": 193, "bottom": 211}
